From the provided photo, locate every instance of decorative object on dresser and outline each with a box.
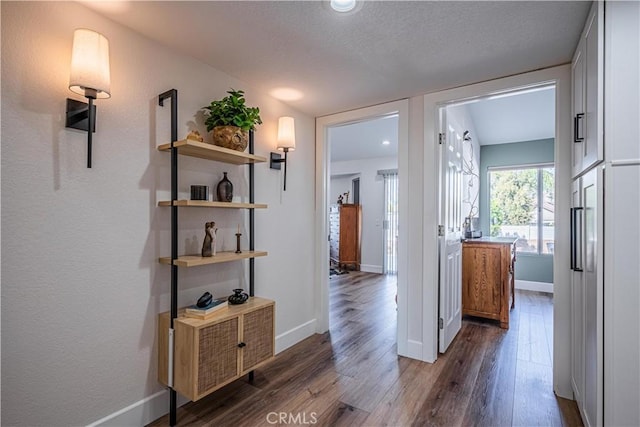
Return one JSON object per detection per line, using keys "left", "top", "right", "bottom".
{"left": 190, "top": 185, "right": 209, "bottom": 201}
{"left": 269, "top": 117, "right": 296, "bottom": 191}
{"left": 185, "top": 295, "right": 228, "bottom": 320}
{"left": 461, "top": 237, "right": 516, "bottom": 329}
{"left": 216, "top": 172, "right": 233, "bottom": 202}
{"left": 228, "top": 288, "right": 249, "bottom": 305}
{"left": 197, "top": 291, "right": 213, "bottom": 307}
{"left": 201, "top": 221, "right": 217, "bottom": 257}
{"left": 186, "top": 130, "right": 204, "bottom": 142}
{"left": 329, "top": 203, "right": 362, "bottom": 270}
{"left": 65, "top": 28, "right": 111, "bottom": 168}
{"left": 202, "top": 89, "right": 262, "bottom": 152}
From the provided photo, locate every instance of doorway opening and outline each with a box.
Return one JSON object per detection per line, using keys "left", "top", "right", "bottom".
{"left": 436, "top": 82, "right": 558, "bottom": 411}
{"left": 315, "top": 99, "right": 409, "bottom": 348}
{"left": 329, "top": 114, "right": 398, "bottom": 276}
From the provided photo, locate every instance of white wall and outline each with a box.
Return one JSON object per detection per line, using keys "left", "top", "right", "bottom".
{"left": 1, "top": 2, "right": 316, "bottom": 426}
{"left": 329, "top": 174, "right": 357, "bottom": 205}
{"left": 330, "top": 157, "right": 398, "bottom": 273}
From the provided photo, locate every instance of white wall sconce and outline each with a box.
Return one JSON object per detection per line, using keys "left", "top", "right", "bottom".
{"left": 65, "top": 28, "right": 111, "bottom": 168}
{"left": 270, "top": 116, "right": 296, "bottom": 191}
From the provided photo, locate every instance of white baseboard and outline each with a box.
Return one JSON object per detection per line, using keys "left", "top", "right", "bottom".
{"left": 87, "top": 389, "right": 189, "bottom": 427}
{"left": 360, "top": 264, "right": 383, "bottom": 274}
{"left": 275, "top": 318, "right": 317, "bottom": 354}
{"left": 89, "top": 319, "right": 318, "bottom": 427}
{"left": 515, "top": 279, "right": 554, "bottom": 293}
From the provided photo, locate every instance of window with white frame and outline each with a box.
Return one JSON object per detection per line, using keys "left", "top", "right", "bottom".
{"left": 489, "top": 165, "right": 555, "bottom": 254}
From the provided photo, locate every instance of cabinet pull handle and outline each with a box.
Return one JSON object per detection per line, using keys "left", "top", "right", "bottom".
{"left": 574, "top": 113, "right": 585, "bottom": 142}
{"left": 570, "top": 207, "right": 584, "bottom": 271}
{"left": 238, "top": 342, "right": 246, "bottom": 348}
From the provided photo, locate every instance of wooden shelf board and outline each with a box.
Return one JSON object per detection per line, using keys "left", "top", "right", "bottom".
{"left": 158, "top": 139, "right": 266, "bottom": 164}
{"left": 159, "top": 250, "right": 268, "bottom": 267}
{"left": 158, "top": 200, "right": 267, "bottom": 209}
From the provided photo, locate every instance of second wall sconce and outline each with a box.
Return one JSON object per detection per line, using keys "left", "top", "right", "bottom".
{"left": 270, "top": 116, "right": 296, "bottom": 191}
{"left": 65, "top": 28, "right": 111, "bottom": 168}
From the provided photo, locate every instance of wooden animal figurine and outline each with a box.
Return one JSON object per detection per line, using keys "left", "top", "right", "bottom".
{"left": 201, "top": 221, "right": 216, "bottom": 257}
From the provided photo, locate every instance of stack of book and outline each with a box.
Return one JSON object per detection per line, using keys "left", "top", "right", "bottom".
{"left": 184, "top": 299, "right": 228, "bottom": 320}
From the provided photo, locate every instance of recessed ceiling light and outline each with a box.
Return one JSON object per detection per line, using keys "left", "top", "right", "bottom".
{"left": 382, "top": 140, "right": 390, "bottom": 146}
{"left": 331, "top": 0, "right": 356, "bottom": 13}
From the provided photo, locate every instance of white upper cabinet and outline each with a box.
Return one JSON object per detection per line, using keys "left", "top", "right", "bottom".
{"left": 604, "top": 1, "right": 640, "bottom": 163}
{"left": 572, "top": 1, "right": 604, "bottom": 178}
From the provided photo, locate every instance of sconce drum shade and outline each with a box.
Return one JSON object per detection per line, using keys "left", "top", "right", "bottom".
{"left": 277, "top": 116, "right": 296, "bottom": 151}
{"left": 69, "top": 29, "right": 111, "bottom": 99}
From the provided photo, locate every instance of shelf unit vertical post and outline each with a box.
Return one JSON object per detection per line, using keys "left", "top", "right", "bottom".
{"left": 249, "top": 130, "right": 255, "bottom": 297}
{"left": 158, "top": 88, "right": 178, "bottom": 427}
{"left": 248, "top": 131, "right": 255, "bottom": 383}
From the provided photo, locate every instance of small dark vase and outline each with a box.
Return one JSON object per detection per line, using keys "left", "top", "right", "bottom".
{"left": 228, "top": 288, "right": 249, "bottom": 305}
{"left": 216, "top": 172, "right": 233, "bottom": 202}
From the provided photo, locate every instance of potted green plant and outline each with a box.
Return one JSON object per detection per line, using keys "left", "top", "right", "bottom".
{"left": 202, "top": 89, "right": 262, "bottom": 152}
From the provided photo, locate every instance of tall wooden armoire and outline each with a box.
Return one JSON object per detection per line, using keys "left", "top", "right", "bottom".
{"left": 329, "top": 203, "right": 362, "bottom": 270}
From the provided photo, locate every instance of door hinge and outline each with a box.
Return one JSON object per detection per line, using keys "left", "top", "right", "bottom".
{"left": 438, "top": 133, "right": 445, "bottom": 145}
{"left": 438, "top": 225, "right": 445, "bottom": 236}
{"left": 439, "top": 318, "right": 444, "bottom": 329}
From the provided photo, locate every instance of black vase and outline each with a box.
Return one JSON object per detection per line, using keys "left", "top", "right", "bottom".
{"left": 216, "top": 172, "right": 233, "bottom": 202}
{"left": 228, "top": 288, "right": 249, "bottom": 305}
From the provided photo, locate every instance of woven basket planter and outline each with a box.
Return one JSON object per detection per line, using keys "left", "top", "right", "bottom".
{"left": 211, "top": 126, "right": 248, "bottom": 152}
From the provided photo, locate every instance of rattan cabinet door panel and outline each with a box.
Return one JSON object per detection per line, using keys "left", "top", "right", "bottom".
{"left": 198, "top": 318, "right": 239, "bottom": 395}
{"left": 242, "top": 306, "right": 274, "bottom": 372}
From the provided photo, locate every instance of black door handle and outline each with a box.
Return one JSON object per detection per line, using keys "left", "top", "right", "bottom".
{"left": 570, "top": 207, "right": 584, "bottom": 271}
{"left": 574, "top": 113, "right": 585, "bottom": 143}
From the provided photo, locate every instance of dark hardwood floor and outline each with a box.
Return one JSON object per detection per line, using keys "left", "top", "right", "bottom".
{"left": 149, "top": 271, "right": 582, "bottom": 426}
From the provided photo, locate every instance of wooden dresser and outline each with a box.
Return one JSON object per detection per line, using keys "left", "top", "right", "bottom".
{"left": 462, "top": 237, "right": 517, "bottom": 329}
{"left": 329, "top": 203, "right": 362, "bottom": 270}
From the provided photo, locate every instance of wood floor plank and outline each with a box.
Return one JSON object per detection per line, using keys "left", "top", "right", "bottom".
{"left": 513, "top": 360, "right": 565, "bottom": 427}
{"left": 316, "top": 401, "right": 371, "bottom": 427}
{"left": 363, "top": 356, "right": 449, "bottom": 426}
{"left": 413, "top": 323, "right": 493, "bottom": 426}
{"left": 461, "top": 317, "right": 517, "bottom": 427}
{"left": 339, "top": 343, "right": 412, "bottom": 413}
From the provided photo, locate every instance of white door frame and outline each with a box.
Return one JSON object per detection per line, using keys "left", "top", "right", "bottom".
{"left": 423, "top": 65, "right": 573, "bottom": 398}
{"left": 315, "top": 100, "right": 410, "bottom": 348}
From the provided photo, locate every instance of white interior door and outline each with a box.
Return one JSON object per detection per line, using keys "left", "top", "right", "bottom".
{"left": 438, "top": 107, "right": 463, "bottom": 353}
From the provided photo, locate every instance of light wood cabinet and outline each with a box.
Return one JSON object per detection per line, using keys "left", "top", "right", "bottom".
{"left": 158, "top": 297, "right": 275, "bottom": 401}
{"left": 461, "top": 238, "right": 516, "bottom": 329}
{"left": 329, "top": 203, "right": 361, "bottom": 270}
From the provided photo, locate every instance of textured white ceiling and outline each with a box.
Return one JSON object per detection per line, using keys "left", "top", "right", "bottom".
{"left": 467, "top": 86, "right": 556, "bottom": 145}
{"left": 329, "top": 87, "right": 554, "bottom": 162}
{"left": 329, "top": 115, "right": 398, "bottom": 162}
{"left": 82, "top": 1, "right": 589, "bottom": 117}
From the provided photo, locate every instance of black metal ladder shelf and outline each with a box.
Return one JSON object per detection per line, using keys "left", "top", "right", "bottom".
{"left": 158, "top": 89, "right": 257, "bottom": 426}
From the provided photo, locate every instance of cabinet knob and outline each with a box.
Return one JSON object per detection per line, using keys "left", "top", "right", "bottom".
{"left": 238, "top": 342, "right": 246, "bottom": 348}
